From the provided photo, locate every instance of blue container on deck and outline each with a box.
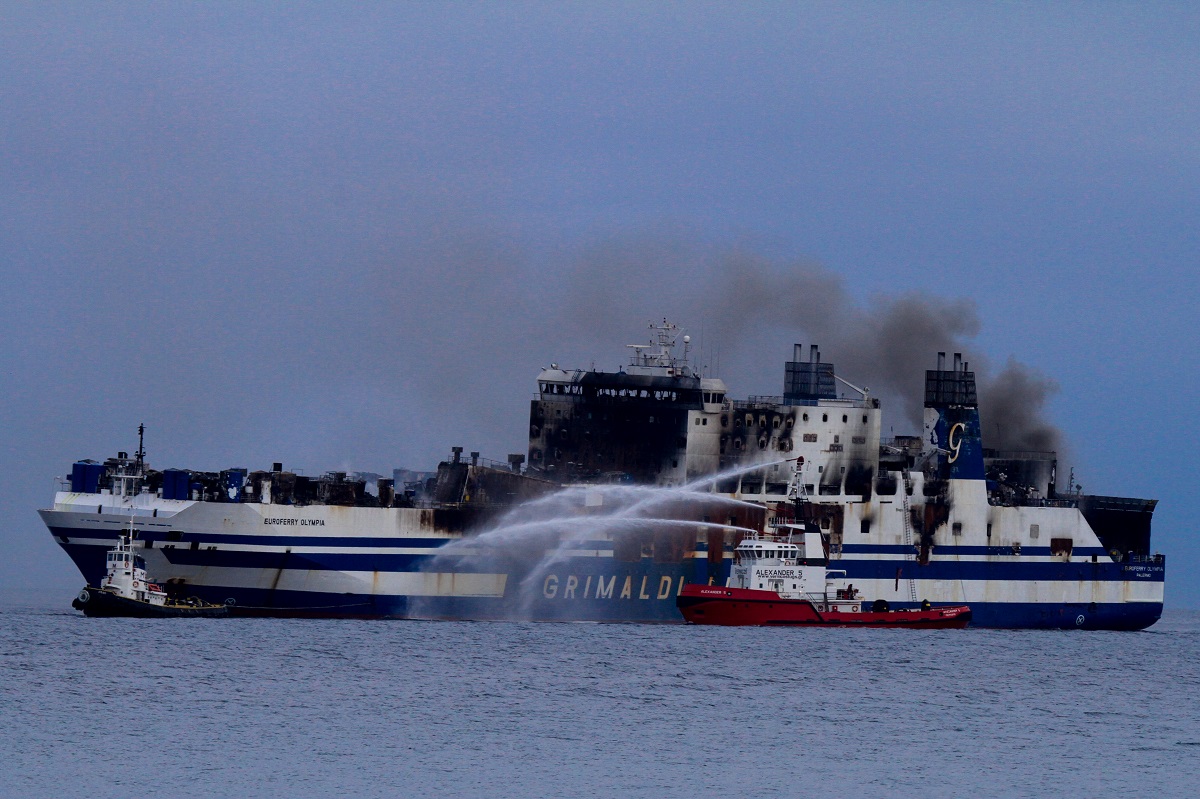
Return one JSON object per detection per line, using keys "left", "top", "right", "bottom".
{"left": 74, "top": 462, "right": 104, "bottom": 494}
{"left": 88, "top": 463, "right": 104, "bottom": 493}
{"left": 70, "top": 462, "right": 87, "bottom": 493}
{"left": 161, "top": 469, "right": 190, "bottom": 500}
{"left": 221, "top": 469, "right": 246, "bottom": 503}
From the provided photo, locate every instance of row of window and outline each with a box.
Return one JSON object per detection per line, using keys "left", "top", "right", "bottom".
{"left": 729, "top": 411, "right": 871, "bottom": 428}
{"left": 858, "top": 520, "right": 1054, "bottom": 541}
{"left": 539, "top": 383, "right": 684, "bottom": 402}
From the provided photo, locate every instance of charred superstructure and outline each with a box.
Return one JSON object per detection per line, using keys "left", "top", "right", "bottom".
{"left": 528, "top": 321, "right": 727, "bottom": 484}
{"left": 722, "top": 344, "right": 880, "bottom": 501}
{"left": 41, "top": 323, "right": 1164, "bottom": 628}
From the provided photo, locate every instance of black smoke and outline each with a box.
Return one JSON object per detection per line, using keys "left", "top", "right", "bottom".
{"left": 555, "top": 237, "right": 1063, "bottom": 454}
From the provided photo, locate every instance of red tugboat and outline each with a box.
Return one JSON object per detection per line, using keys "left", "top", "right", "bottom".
{"left": 677, "top": 523, "right": 970, "bottom": 628}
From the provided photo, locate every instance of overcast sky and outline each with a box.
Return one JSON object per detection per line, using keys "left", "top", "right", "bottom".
{"left": 3, "top": 3, "right": 1197, "bottom": 607}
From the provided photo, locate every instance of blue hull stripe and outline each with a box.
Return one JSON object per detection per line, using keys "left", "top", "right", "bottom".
{"left": 56, "top": 537, "right": 1164, "bottom": 588}
{"left": 66, "top": 544, "right": 1166, "bottom": 585}
{"left": 836, "top": 558, "right": 1164, "bottom": 583}
{"left": 49, "top": 526, "right": 452, "bottom": 549}
{"left": 841, "top": 543, "right": 1111, "bottom": 557}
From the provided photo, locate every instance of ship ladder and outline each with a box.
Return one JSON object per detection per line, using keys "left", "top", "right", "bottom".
{"left": 899, "top": 472, "right": 919, "bottom": 605}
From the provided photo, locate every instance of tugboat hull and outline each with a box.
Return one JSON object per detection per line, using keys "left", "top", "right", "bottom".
{"left": 72, "top": 588, "right": 229, "bottom": 618}
{"left": 676, "top": 585, "right": 971, "bottom": 628}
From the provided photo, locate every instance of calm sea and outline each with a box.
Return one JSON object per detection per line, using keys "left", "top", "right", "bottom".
{"left": 2, "top": 600, "right": 1198, "bottom": 798}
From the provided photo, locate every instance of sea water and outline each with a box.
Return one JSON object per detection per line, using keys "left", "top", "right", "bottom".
{"left": 2, "top": 602, "right": 1197, "bottom": 798}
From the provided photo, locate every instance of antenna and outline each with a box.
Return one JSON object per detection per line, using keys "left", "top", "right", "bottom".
{"left": 136, "top": 423, "right": 146, "bottom": 472}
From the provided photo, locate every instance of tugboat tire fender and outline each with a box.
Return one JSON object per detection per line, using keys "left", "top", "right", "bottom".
{"left": 77, "top": 589, "right": 90, "bottom": 604}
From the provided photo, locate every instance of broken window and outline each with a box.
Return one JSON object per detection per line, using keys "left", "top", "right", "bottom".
{"left": 1050, "top": 538, "right": 1073, "bottom": 557}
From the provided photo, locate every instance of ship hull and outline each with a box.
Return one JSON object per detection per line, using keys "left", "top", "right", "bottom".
{"left": 71, "top": 587, "right": 228, "bottom": 618}
{"left": 44, "top": 501, "right": 1164, "bottom": 629}
{"left": 676, "top": 585, "right": 972, "bottom": 627}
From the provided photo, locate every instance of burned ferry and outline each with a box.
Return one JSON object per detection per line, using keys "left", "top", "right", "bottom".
{"left": 40, "top": 323, "right": 1165, "bottom": 628}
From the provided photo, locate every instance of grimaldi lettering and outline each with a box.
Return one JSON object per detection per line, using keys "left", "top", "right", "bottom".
{"left": 263, "top": 518, "right": 326, "bottom": 526}
{"left": 542, "top": 574, "right": 687, "bottom": 600}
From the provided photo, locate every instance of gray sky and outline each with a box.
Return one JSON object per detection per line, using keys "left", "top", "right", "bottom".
{"left": 3, "top": 3, "right": 1198, "bottom": 607}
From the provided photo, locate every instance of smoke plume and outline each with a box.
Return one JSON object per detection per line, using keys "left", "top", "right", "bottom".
{"left": 557, "top": 238, "right": 1063, "bottom": 454}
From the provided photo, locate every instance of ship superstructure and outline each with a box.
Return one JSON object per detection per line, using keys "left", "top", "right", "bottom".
{"left": 40, "top": 324, "right": 1165, "bottom": 628}
{"left": 528, "top": 320, "right": 729, "bottom": 485}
